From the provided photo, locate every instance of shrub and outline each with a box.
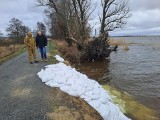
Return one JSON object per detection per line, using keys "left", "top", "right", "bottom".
{"left": 55, "top": 37, "right": 111, "bottom": 64}
{"left": 55, "top": 40, "right": 81, "bottom": 64}
{"left": 0, "top": 45, "right": 25, "bottom": 58}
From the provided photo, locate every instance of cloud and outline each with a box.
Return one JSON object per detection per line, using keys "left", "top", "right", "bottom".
{"left": 0, "top": 0, "right": 160, "bottom": 36}
{"left": 124, "top": 9, "right": 160, "bottom": 30}
{"left": 0, "top": 0, "right": 45, "bottom": 36}
{"left": 129, "top": 0, "right": 160, "bottom": 11}
{"left": 110, "top": 27, "right": 160, "bottom": 36}
{"left": 89, "top": 0, "right": 160, "bottom": 36}
{"left": 109, "top": 7, "right": 160, "bottom": 36}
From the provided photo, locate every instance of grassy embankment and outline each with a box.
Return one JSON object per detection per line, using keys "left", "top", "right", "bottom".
{"left": 48, "top": 40, "right": 59, "bottom": 64}
{"left": 46, "top": 40, "right": 103, "bottom": 120}
{"left": 48, "top": 39, "right": 82, "bottom": 64}
{"left": 0, "top": 40, "right": 26, "bottom": 64}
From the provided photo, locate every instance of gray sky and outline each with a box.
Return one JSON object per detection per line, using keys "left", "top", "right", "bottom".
{"left": 0, "top": 0, "right": 45, "bottom": 36}
{"left": 0, "top": 0, "right": 160, "bottom": 36}
{"left": 112, "top": 0, "right": 160, "bottom": 36}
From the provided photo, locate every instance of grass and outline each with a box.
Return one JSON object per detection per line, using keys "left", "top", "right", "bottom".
{"left": 0, "top": 39, "right": 26, "bottom": 64}
{"left": 0, "top": 45, "right": 25, "bottom": 58}
{"left": 48, "top": 40, "right": 73, "bottom": 65}
{"left": 0, "top": 39, "right": 62, "bottom": 64}
{"left": 0, "top": 46, "right": 26, "bottom": 64}
{"left": 48, "top": 40, "right": 59, "bottom": 64}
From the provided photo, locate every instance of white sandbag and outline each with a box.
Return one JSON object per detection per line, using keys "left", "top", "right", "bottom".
{"left": 37, "top": 57, "right": 131, "bottom": 120}
{"left": 88, "top": 99, "right": 101, "bottom": 110}
{"left": 55, "top": 55, "right": 64, "bottom": 62}
{"left": 60, "top": 85, "right": 71, "bottom": 93}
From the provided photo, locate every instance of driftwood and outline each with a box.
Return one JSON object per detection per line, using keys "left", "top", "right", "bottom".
{"left": 111, "top": 45, "right": 118, "bottom": 51}
{"left": 65, "top": 37, "right": 111, "bottom": 62}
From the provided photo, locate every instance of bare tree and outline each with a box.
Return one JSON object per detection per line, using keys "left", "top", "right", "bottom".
{"left": 44, "top": 0, "right": 72, "bottom": 38}
{"left": 37, "top": 0, "right": 73, "bottom": 38}
{"left": 37, "top": 22, "right": 47, "bottom": 34}
{"left": 71, "top": 0, "right": 92, "bottom": 40}
{"left": 6, "top": 18, "right": 30, "bottom": 42}
{"left": 6, "top": 18, "right": 23, "bottom": 38}
{"left": 32, "top": 29, "right": 38, "bottom": 37}
{"left": 36, "top": 0, "right": 131, "bottom": 63}
{"left": 0, "top": 30, "right": 3, "bottom": 40}
{"left": 100, "top": 0, "right": 131, "bottom": 37}
{"left": 19, "top": 25, "right": 30, "bottom": 36}
{"left": 36, "top": 0, "right": 92, "bottom": 42}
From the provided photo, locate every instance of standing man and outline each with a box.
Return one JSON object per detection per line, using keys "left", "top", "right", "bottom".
{"left": 36, "top": 31, "right": 48, "bottom": 62}
{"left": 24, "top": 32, "right": 38, "bottom": 64}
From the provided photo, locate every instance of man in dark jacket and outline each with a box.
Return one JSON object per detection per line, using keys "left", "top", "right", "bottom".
{"left": 36, "top": 31, "right": 48, "bottom": 62}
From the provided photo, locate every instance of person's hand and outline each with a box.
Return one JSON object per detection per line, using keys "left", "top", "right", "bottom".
{"left": 45, "top": 46, "right": 47, "bottom": 47}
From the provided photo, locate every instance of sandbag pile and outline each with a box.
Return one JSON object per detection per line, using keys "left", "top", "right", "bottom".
{"left": 37, "top": 55, "right": 130, "bottom": 120}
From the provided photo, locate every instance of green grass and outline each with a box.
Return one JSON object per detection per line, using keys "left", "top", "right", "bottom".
{"left": 0, "top": 47, "right": 26, "bottom": 65}
{"left": 48, "top": 40, "right": 59, "bottom": 64}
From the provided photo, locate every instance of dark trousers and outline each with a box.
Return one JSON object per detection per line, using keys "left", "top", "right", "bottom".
{"left": 39, "top": 47, "right": 47, "bottom": 60}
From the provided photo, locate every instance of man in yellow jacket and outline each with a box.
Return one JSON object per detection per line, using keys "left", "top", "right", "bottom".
{"left": 24, "top": 32, "right": 38, "bottom": 64}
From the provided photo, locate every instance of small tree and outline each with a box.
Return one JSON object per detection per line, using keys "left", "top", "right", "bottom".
{"left": 6, "top": 18, "right": 30, "bottom": 43}
{"left": 100, "top": 0, "right": 131, "bottom": 37}
{"left": 32, "top": 29, "right": 38, "bottom": 37}
{"left": 6, "top": 18, "right": 23, "bottom": 38}
{"left": 37, "top": 22, "right": 46, "bottom": 34}
{"left": 0, "top": 30, "right": 3, "bottom": 40}
{"left": 19, "top": 25, "right": 30, "bottom": 36}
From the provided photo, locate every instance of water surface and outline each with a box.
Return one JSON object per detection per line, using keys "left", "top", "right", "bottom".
{"left": 76, "top": 36, "right": 160, "bottom": 119}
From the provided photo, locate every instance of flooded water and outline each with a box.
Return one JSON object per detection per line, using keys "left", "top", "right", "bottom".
{"left": 76, "top": 36, "right": 160, "bottom": 119}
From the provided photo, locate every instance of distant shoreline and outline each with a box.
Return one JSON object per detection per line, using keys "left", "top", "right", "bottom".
{"left": 111, "top": 35, "right": 160, "bottom": 37}
{"left": 1, "top": 35, "right": 160, "bottom": 39}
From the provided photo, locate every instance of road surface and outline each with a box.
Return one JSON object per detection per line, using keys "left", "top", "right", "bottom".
{"left": 0, "top": 50, "right": 103, "bottom": 120}
{"left": 0, "top": 51, "right": 55, "bottom": 120}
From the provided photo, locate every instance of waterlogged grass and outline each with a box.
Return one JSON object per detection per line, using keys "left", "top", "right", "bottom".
{"left": 102, "top": 85, "right": 159, "bottom": 120}
{"left": 108, "top": 39, "right": 129, "bottom": 50}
